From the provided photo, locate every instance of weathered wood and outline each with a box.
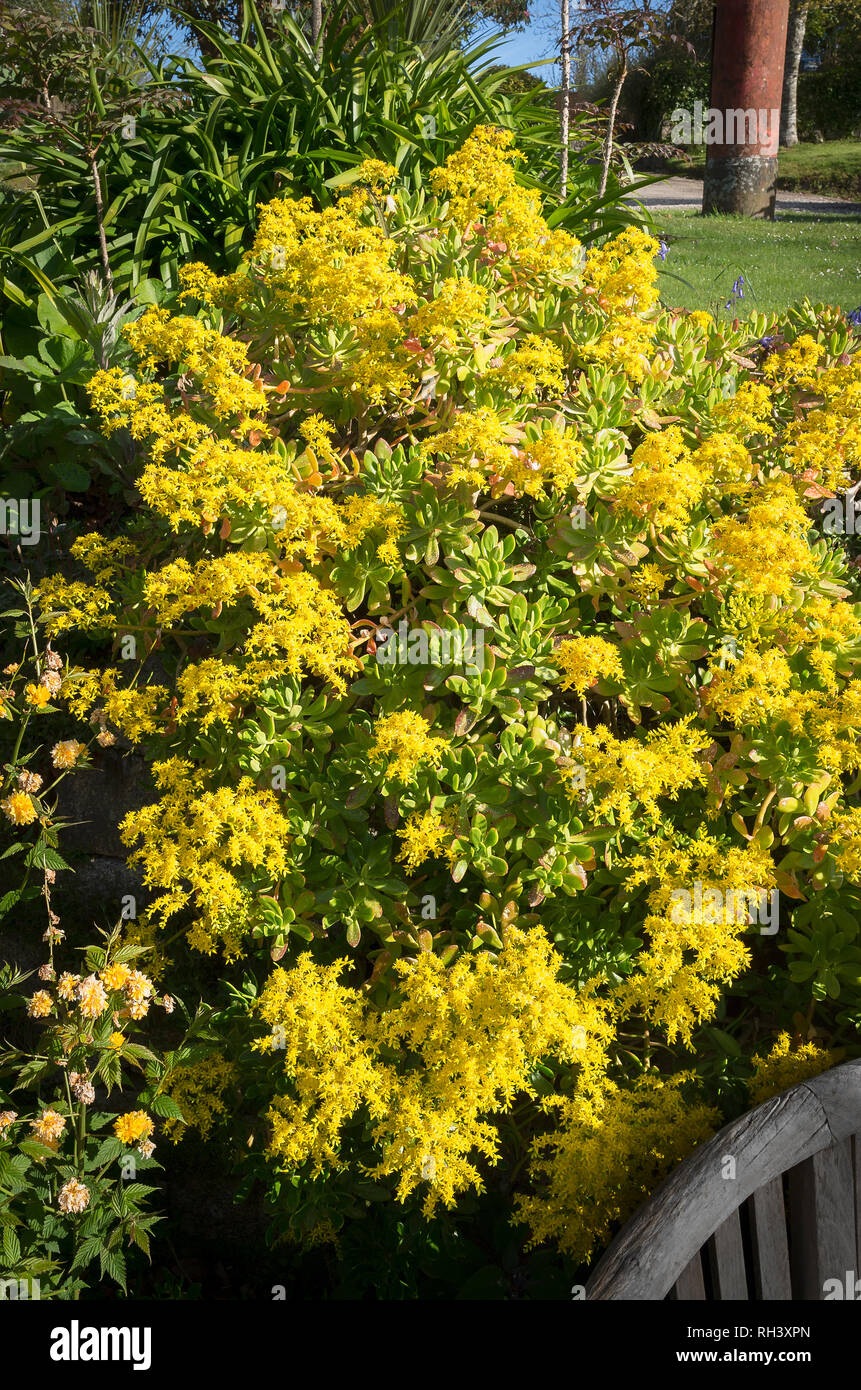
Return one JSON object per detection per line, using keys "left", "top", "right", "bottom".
{"left": 673, "top": 1252, "right": 706, "bottom": 1300}
{"left": 587, "top": 1060, "right": 861, "bottom": 1301}
{"left": 789, "top": 1140, "right": 856, "bottom": 1300}
{"left": 708, "top": 1207, "right": 748, "bottom": 1299}
{"left": 749, "top": 1176, "right": 791, "bottom": 1300}
{"left": 804, "top": 1065, "right": 861, "bottom": 1142}
{"left": 853, "top": 1135, "right": 861, "bottom": 1277}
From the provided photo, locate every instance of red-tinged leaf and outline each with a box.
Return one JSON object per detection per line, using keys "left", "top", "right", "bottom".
{"left": 454, "top": 708, "right": 472, "bottom": 736}
{"left": 775, "top": 870, "right": 807, "bottom": 901}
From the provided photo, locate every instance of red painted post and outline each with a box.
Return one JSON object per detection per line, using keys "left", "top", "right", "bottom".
{"left": 703, "top": 0, "right": 791, "bottom": 218}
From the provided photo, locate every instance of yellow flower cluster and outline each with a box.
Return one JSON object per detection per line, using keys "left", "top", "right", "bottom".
{"left": 428, "top": 126, "right": 582, "bottom": 281}
{"left": 747, "top": 1032, "right": 837, "bottom": 1106}
{"left": 563, "top": 721, "right": 708, "bottom": 829}
{"left": 484, "top": 334, "right": 565, "bottom": 398}
{"left": 140, "top": 554, "right": 354, "bottom": 692}
{"left": 517, "top": 1073, "right": 718, "bottom": 1264}
{"left": 161, "top": 1056, "right": 236, "bottom": 1141}
{"left": 581, "top": 227, "right": 662, "bottom": 381}
{"left": 785, "top": 357, "right": 861, "bottom": 492}
{"left": 120, "top": 758, "right": 293, "bottom": 958}
{"left": 409, "top": 278, "right": 490, "bottom": 350}
{"left": 620, "top": 832, "right": 777, "bottom": 1044}
{"left": 554, "top": 635, "right": 622, "bottom": 696}
{"left": 256, "top": 927, "right": 612, "bottom": 1214}
{"left": 396, "top": 807, "right": 456, "bottom": 872}
{"left": 124, "top": 308, "right": 266, "bottom": 421}
{"left": 712, "top": 479, "right": 816, "bottom": 599}
{"left": 368, "top": 710, "right": 447, "bottom": 783}
{"left": 763, "top": 333, "right": 825, "bottom": 390}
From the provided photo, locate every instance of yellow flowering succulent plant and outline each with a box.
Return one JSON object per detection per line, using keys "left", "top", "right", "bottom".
{"left": 31, "top": 127, "right": 861, "bottom": 1270}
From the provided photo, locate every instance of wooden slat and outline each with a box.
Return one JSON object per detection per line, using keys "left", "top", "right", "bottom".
{"left": 708, "top": 1207, "right": 748, "bottom": 1299}
{"left": 674, "top": 1252, "right": 706, "bottom": 1301}
{"left": 789, "top": 1139, "right": 856, "bottom": 1300}
{"left": 750, "top": 1176, "right": 791, "bottom": 1300}
{"left": 586, "top": 1062, "right": 861, "bottom": 1301}
{"left": 586, "top": 1078, "right": 836, "bottom": 1299}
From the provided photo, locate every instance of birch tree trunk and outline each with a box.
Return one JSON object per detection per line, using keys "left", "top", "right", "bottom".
{"left": 780, "top": 0, "right": 809, "bottom": 147}
{"left": 560, "top": 0, "right": 570, "bottom": 198}
{"left": 598, "top": 59, "right": 627, "bottom": 199}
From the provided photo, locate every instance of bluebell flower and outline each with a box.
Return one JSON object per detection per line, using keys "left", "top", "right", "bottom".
{"left": 658, "top": 238, "right": 669, "bottom": 262}
{"left": 848, "top": 307, "right": 861, "bottom": 327}
{"left": 732, "top": 275, "right": 745, "bottom": 299}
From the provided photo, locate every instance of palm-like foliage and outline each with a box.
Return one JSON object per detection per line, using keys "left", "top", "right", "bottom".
{"left": 0, "top": 0, "right": 653, "bottom": 322}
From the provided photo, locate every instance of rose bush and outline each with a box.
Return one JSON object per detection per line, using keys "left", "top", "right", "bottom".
{"left": 26, "top": 126, "right": 861, "bottom": 1273}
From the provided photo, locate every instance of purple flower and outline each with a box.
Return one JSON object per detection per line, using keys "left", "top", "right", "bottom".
{"left": 658, "top": 238, "right": 669, "bottom": 262}
{"left": 848, "top": 307, "right": 861, "bottom": 327}
{"left": 732, "top": 275, "right": 745, "bottom": 299}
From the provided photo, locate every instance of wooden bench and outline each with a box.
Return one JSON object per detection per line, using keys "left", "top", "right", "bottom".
{"left": 586, "top": 1059, "right": 861, "bottom": 1300}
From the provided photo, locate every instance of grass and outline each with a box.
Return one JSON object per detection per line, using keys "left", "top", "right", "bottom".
{"left": 654, "top": 210, "right": 861, "bottom": 318}
{"left": 661, "top": 140, "right": 861, "bottom": 200}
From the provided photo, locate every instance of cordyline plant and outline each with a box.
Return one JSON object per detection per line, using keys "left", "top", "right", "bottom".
{"left": 24, "top": 126, "right": 861, "bottom": 1264}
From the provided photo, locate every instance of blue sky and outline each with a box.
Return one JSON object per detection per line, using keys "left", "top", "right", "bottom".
{"left": 480, "top": 0, "right": 560, "bottom": 77}
{"left": 161, "top": 2, "right": 565, "bottom": 76}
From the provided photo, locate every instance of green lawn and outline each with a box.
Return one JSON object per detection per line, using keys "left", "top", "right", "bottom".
{"left": 654, "top": 210, "right": 861, "bottom": 318}
{"left": 662, "top": 139, "right": 861, "bottom": 199}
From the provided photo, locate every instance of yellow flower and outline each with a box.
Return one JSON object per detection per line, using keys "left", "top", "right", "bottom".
{"left": 0, "top": 1110, "right": 17, "bottom": 1132}
{"left": 57, "top": 972, "right": 81, "bottom": 1000}
{"left": 748, "top": 1033, "right": 837, "bottom": 1106}
{"left": 368, "top": 710, "right": 447, "bottom": 783}
{"left": 396, "top": 808, "right": 456, "bottom": 872}
{"left": 113, "top": 1110, "right": 154, "bottom": 1145}
{"left": 27, "top": 991, "right": 53, "bottom": 1018}
{"left": 1, "top": 792, "right": 37, "bottom": 826}
{"left": 31, "top": 1109, "right": 66, "bottom": 1145}
{"left": 100, "top": 962, "right": 131, "bottom": 991}
{"left": 51, "top": 739, "right": 86, "bottom": 769}
{"left": 554, "top": 635, "right": 622, "bottom": 696}
{"left": 108, "top": 1031, "right": 126, "bottom": 1050}
{"left": 76, "top": 975, "right": 108, "bottom": 1019}
{"left": 25, "top": 683, "right": 50, "bottom": 708}
{"left": 161, "top": 1057, "right": 233, "bottom": 1142}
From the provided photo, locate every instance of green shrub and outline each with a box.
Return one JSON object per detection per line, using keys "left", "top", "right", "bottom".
{"left": 7, "top": 126, "right": 860, "bottom": 1276}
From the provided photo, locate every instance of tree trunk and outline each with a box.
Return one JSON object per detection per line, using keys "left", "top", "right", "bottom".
{"left": 311, "top": 0, "right": 323, "bottom": 50}
{"left": 598, "top": 61, "right": 627, "bottom": 200}
{"left": 560, "top": 0, "right": 570, "bottom": 198}
{"left": 780, "top": 0, "right": 809, "bottom": 147}
{"left": 703, "top": 0, "right": 790, "bottom": 218}
{"left": 88, "top": 150, "right": 114, "bottom": 294}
